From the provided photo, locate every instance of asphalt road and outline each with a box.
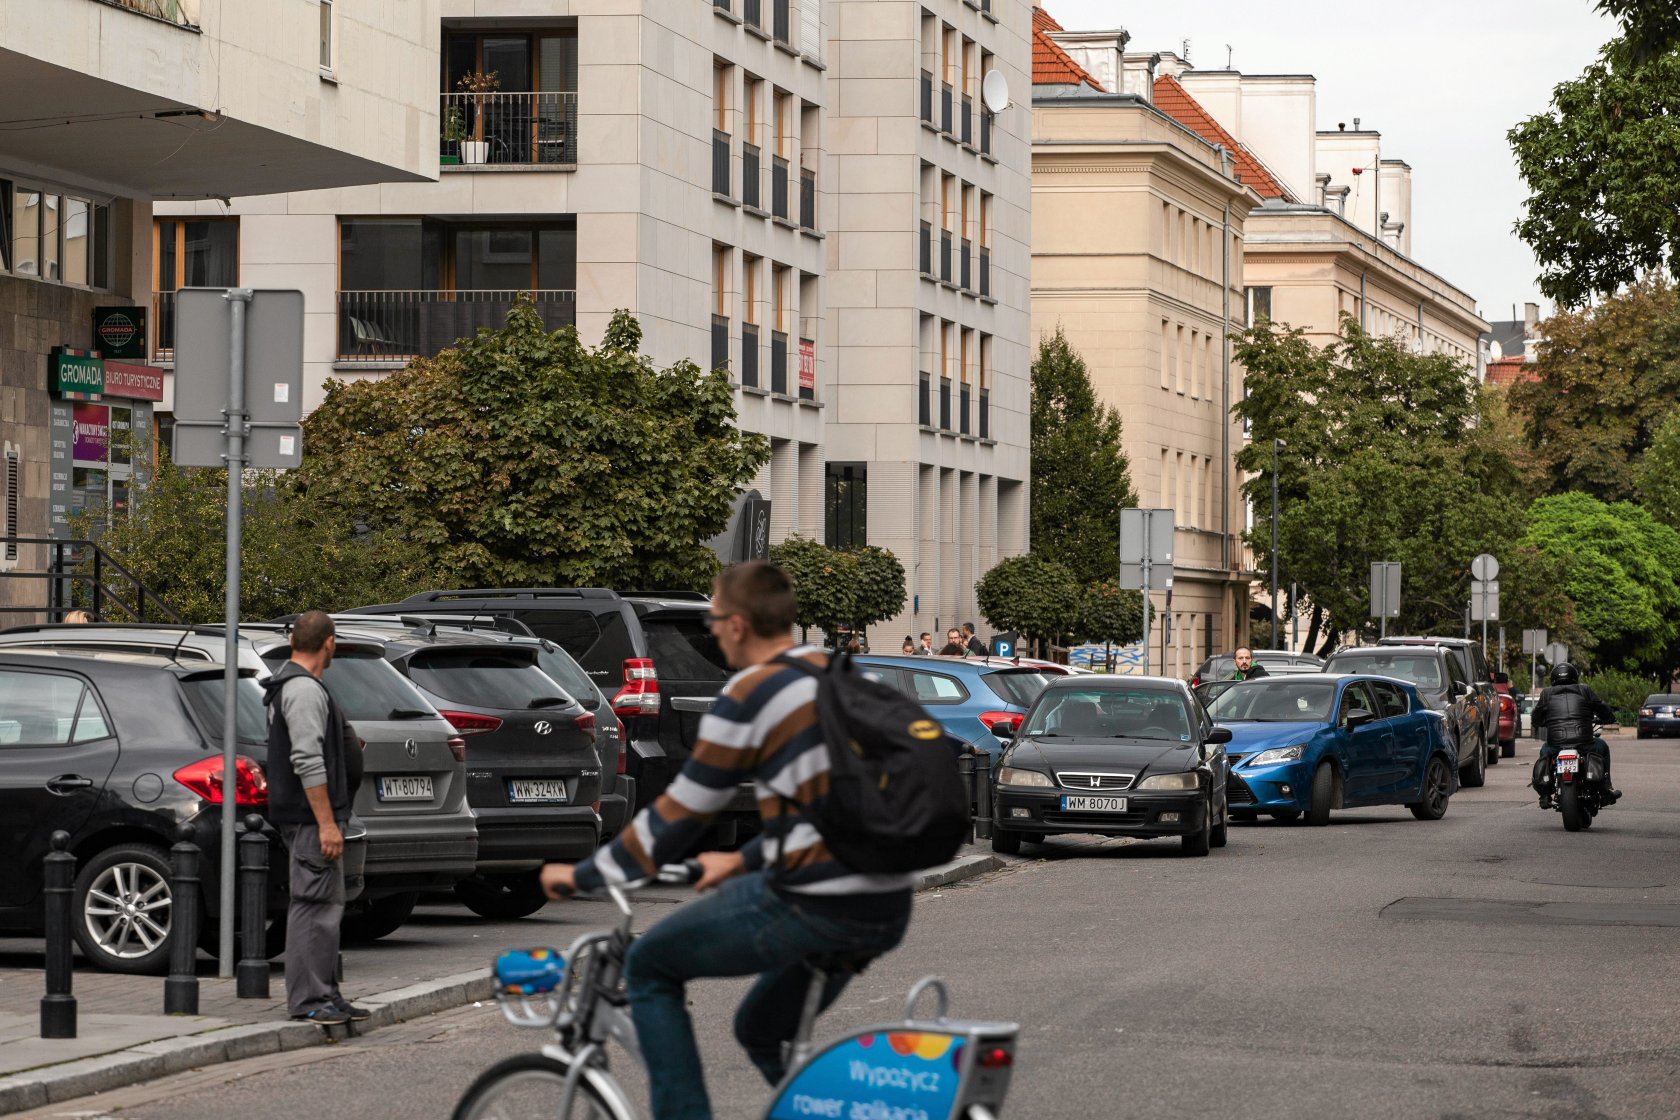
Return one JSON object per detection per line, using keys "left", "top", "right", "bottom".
{"left": 25, "top": 734, "right": 1680, "bottom": 1120}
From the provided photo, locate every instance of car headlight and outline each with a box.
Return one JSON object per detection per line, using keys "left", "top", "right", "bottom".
{"left": 997, "top": 766, "right": 1054, "bottom": 788}
{"left": 1248, "top": 745, "right": 1306, "bottom": 766}
{"left": 1136, "top": 771, "right": 1199, "bottom": 791}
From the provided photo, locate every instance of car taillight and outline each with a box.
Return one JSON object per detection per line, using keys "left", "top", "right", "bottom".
{"left": 612, "top": 657, "right": 660, "bottom": 720}
{"left": 615, "top": 717, "right": 629, "bottom": 773}
{"left": 1499, "top": 695, "right": 1514, "bottom": 714}
{"left": 977, "top": 1046, "right": 1014, "bottom": 1069}
{"left": 575, "top": 711, "right": 597, "bottom": 734}
{"left": 1640, "top": 707, "right": 1655, "bottom": 718}
{"left": 174, "top": 756, "right": 269, "bottom": 807}
{"left": 977, "top": 711, "right": 1022, "bottom": 734}
{"left": 439, "top": 710, "right": 503, "bottom": 735}
{"left": 446, "top": 736, "right": 467, "bottom": 763}
{"left": 1190, "top": 674, "right": 1201, "bottom": 688}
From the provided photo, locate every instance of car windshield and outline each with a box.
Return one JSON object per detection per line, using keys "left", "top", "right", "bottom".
{"left": 264, "top": 649, "right": 438, "bottom": 721}
{"left": 532, "top": 646, "right": 599, "bottom": 708}
{"left": 1024, "top": 687, "right": 1190, "bottom": 740}
{"left": 406, "top": 649, "right": 568, "bottom": 710}
{"left": 180, "top": 675, "right": 270, "bottom": 744}
{"left": 983, "top": 669, "right": 1053, "bottom": 707}
{"left": 1206, "top": 680, "right": 1336, "bottom": 722}
{"left": 1326, "top": 653, "right": 1443, "bottom": 689}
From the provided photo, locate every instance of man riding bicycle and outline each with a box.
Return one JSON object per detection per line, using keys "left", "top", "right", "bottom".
{"left": 539, "top": 562, "right": 915, "bottom": 1120}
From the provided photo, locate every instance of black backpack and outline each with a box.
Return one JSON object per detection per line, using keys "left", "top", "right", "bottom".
{"left": 775, "top": 652, "right": 971, "bottom": 874}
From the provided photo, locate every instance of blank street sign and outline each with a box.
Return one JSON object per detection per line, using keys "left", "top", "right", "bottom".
{"left": 1522, "top": 628, "right": 1547, "bottom": 655}
{"left": 1369, "top": 562, "right": 1401, "bottom": 619}
{"left": 1119, "top": 508, "right": 1174, "bottom": 590}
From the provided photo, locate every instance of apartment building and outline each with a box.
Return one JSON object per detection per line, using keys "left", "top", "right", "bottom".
{"left": 158, "top": 0, "right": 1035, "bottom": 645}
{"left": 0, "top": 0, "right": 435, "bottom": 619}
{"left": 1030, "top": 10, "right": 1260, "bottom": 675}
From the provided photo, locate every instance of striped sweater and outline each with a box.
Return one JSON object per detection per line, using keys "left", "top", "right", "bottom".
{"left": 572, "top": 645, "right": 917, "bottom": 898}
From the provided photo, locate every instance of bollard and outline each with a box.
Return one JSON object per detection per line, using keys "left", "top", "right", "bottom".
{"left": 956, "top": 748, "right": 977, "bottom": 843}
{"left": 164, "top": 823, "right": 201, "bottom": 1015}
{"left": 40, "top": 830, "right": 76, "bottom": 1039}
{"left": 973, "top": 748, "right": 995, "bottom": 841}
{"left": 236, "top": 813, "right": 270, "bottom": 999}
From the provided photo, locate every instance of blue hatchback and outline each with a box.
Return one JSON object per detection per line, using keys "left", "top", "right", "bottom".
{"left": 1204, "top": 674, "right": 1459, "bottom": 825}
{"left": 852, "top": 654, "right": 1055, "bottom": 758}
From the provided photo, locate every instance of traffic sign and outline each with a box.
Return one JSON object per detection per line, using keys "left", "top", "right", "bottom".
{"left": 1118, "top": 508, "right": 1174, "bottom": 589}
{"left": 1369, "top": 562, "right": 1401, "bottom": 619}
{"left": 1522, "top": 628, "right": 1547, "bottom": 655}
{"left": 172, "top": 288, "right": 304, "bottom": 469}
{"left": 1471, "top": 580, "right": 1499, "bottom": 621}
{"left": 1544, "top": 642, "right": 1570, "bottom": 666}
{"left": 1471, "top": 553, "right": 1500, "bottom": 582}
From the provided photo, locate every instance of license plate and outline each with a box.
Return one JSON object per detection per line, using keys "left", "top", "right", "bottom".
{"left": 377, "top": 776, "right": 434, "bottom": 801}
{"left": 1061, "top": 795, "right": 1127, "bottom": 812}
{"left": 1557, "top": 757, "right": 1579, "bottom": 773}
{"left": 509, "top": 779, "right": 569, "bottom": 803}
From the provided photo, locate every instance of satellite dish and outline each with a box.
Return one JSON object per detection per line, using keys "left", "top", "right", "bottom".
{"left": 1489, "top": 339, "right": 1504, "bottom": 361}
{"left": 982, "top": 70, "right": 1010, "bottom": 114}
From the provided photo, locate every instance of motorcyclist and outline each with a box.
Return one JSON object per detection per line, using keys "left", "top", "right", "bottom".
{"left": 1530, "top": 663, "right": 1620, "bottom": 808}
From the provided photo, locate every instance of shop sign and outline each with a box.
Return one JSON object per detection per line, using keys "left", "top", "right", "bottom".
{"left": 50, "top": 347, "right": 104, "bottom": 400}
{"left": 102, "top": 361, "right": 165, "bottom": 402}
{"left": 798, "top": 338, "right": 816, "bottom": 392}
{"left": 92, "top": 306, "right": 148, "bottom": 360}
{"left": 72, "top": 402, "right": 110, "bottom": 463}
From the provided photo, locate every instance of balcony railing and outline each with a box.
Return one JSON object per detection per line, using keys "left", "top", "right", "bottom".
{"left": 919, "top": 221, "right": 933, "bottom": 275}
{"left": 961, "top": 237, "right": 972, "bottom": 290}
{"left": 152, "top": 290, "right": 178, "bottom": 360}
{"left": 771, "top": 330, "right": 789, "bottom": 394}
{"left": 941, "top": 83, "right": 953, "bottom": 134}
{"left": 337, "top": 290, "right": 576, "bottom": 362}
{"left": 713, "top": 130, "right": 731, "bottom": 195}
{"left": 744, "top": 0, "right": 762, "bottom": 30}
{"left": 800, "top": 168, "right": 816, "bottom": 230}
{"left": 743, "top": 143, "right": 762, "bottom": 209}
{"left": 959, "top": 382, "right": 971, "bottom": 435}
{"left": 921, "top": 70, "right": 934, "bottom": 125}
{"left": 939, "top": 376, "right": 952, "bottom": 430}
{"left": 980, "top": 246, "right": 990, "bottom": 297}
{"left": 712, "top": 314, "right": 730, "bottom": 373}
{"left": 799, "top": 336, "right": 815, "bottom": 399}
{"left": 773, "top": 0, "right": 790, "bottom": 44}
{"left": 741, "top": 322, "right": 760, "bottom": 387}
{"left": 962, "top": 96, "right": 973, "bottom": 145}
{"left": 772, "top": 156, "right": 789, "bottom": 221}
{"left": 979, "top": 387, "right": 990, "bottom": 439}
{"left": 919, "top": 373, "right": 932, "bottom": 426}
{"left": 940, "top": 229, "right": 952, "bottom": 283}
{"left": 981, "top": 110, "right": 993, "bottom": 156}
{"left": 109, "top": 0, "right": 194, "bottom": 25}
{"left": 440, "top": 92, "right": 578, "bottom": 167}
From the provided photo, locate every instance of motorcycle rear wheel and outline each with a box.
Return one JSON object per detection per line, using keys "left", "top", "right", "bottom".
{"left": 1559, "top": 783, "right": 1586, "bottom": 832}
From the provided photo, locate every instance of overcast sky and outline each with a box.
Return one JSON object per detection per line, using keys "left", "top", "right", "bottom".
{"left": 1046, "top": 0, "right": 1620, "bottom": 325}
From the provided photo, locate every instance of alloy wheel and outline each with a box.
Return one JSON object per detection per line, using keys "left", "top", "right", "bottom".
{"left": 84, "top": 861, "right": 173, "bottom": 959}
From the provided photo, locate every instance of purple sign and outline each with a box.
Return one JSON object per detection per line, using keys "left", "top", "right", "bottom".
{"left": 72, "top": 403, "right": 109, "bottom": 463}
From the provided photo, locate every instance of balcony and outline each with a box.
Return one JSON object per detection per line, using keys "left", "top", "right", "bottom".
{"left": 962, "top": 96, "right": 973, "bottom": 146}
{"left": 939, "top": 376, "right": 952, "bottom": 430}
{"left": 961, "top": 238, "right": 972, "bottom": 290}
{"left": 743, "top": 144, "right": 762, "bottom": 210}
{"left": 712, "top": 130, "right": 731, "bottom": 196}
{"left": 980, "top": 247, "right": 990, "bottom": 297}
{"left": 771, "top": 330, "right": 789, "bottom": 394}
{"left": 441, "top": 92, "right": 578, "bottom": 168}
{"left": 959, "top": 382, "right": 971, "bottom": 435}
{"left": 919, "top": 221, "right": 933, "bottom": 275}
{"left": 979, "top": 387, "right": 990, "bottom": 439}
{"left": 337, "top": 290, "right": 576, "bottom": 362}
{"left": 940, "top": 229, "right": 952, "bottom": 283}
{"left": 772, "top": 156, "right": 790, "bottom": 221}
{"left": 919, "top": 373, "right": 932, "bottom": 426}
{"left": 742, "top": 322, "right": 761, "bottom": 387}
{"left": 712, "top": 314, "right": 730, "bottom": 373}
{"left": 800, "top": 168, "right": 816, "bottom": 230}
{"left": 109, "top": 0, "right": 194, "bottom": 25}
{"left": 921, "top": 71, "right": 934, "bottom": 126}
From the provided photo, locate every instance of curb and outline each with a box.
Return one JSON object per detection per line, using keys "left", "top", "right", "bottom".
{"left": 914, "top": 853, "right": 1003, "bottom": 891}
{"left": 0, "top": 968, "right": 496, "bottom": 1116}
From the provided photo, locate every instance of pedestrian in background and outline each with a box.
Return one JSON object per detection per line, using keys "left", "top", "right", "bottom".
{"left": 63, "top": 610, "right": 91, "bottom": 624}
{"left": 901, "top": 636, "right": 916, "bottom": 655}
{"left": 261, "top": 610, "right": 366, "bottom": 1026}
{"left": 1669, "top": 665, "right": 1680, "bottom": 694}
{"left": 939, "top": 629, "right": 966, "bottom": 656}
{"left": 1229, "top": 648, "right": 1269, "bottom": 681}
{"left": 962, "top": 623, "right": 987, "bottom": 658}
{"left": 917, "top": 632, "right": 934, "bottom": 656}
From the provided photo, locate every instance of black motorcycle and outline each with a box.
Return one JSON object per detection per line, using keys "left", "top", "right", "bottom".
{"left": 1539, "top": 725, "right": 1612, "bottom": 832}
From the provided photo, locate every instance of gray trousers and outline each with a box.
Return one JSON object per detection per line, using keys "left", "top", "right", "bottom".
{"left": 280, "top": 822, "right": 345, "bottom": 1016}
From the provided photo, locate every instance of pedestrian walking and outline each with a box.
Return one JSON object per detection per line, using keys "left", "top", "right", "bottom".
{"left": 962, "top": 623, "right": 987, "bottom": 658}
{"left": 261, "top": 610, "right": 367, "bottom": 1026}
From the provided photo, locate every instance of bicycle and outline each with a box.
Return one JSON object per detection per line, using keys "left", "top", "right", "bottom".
{"left": 452, "top": 862, "right": 1019, "bottom": 1120}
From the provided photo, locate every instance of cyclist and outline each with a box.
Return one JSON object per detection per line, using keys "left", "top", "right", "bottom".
{"left": 539, "top": 561, "right": 914, "bottom": 1120}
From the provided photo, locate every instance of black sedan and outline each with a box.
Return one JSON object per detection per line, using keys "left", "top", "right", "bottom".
{"left": 1636, "top": 694, "right": 1680, "bottom": 739}
{"left": 990, "top": 676, "right": 1231, "bottom": 857}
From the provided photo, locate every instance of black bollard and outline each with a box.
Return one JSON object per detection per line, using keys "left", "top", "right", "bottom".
{"left": 973, "top": 749, "right": 994, "bottom": 841}
{"left": 236, "top": 813, "right": 270, "bottom": 999}
{"left": 956, "top": 748, "right": 977, "bottom": 843}
{"left": 40, "top": 830, "right": 77, "bottom": 1039}
{"left": 164, "top": 823, "right": 201, "bottom": 1015}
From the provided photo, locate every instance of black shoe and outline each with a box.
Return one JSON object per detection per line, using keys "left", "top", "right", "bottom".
{"left": 294, "top": 1006, "right": 352, "bottom": 1026}
{"left": 1603, "top": 787, "right": 1622, "bottom": 805}
{"left": 333, "top": 997, "right": 372, "bottom": 1022}
{"left": 1538, "top": 794, "right": 1553, "bottom": 809}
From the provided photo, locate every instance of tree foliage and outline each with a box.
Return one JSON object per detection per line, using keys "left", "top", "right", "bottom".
{"left": 1507, "top": 279, "right": 1680, "bottom": 501}
{"left": 1522, "top": 492, "right": 1680, "bottom": 670}
{"left": 1508, "top": 38, "right": 1680, "bottom": 306}
{"left": 850, "top": 545, "right": 907, "bottom": 631}
{"left": 975, "top": 554, "right": 1081, "bottom": 649}
{"left": 297, "top": 302, "right": 771, "bottom": 591}
{"left": 1075, "top": 580, "right": 1146, "bottom": 648}
{"left": 1634, "top": 407, "right": 1680, "bottom": 528}
{"left": 1030, "top": 329, "right": 1137, "bottom": 584}
{"left": 767, "top": 536, "right": 906, "bottom": 639}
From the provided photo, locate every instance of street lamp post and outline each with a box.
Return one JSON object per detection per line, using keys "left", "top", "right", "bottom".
{"left": 1271, "top": 438, "right": 1285, "bottom": 650}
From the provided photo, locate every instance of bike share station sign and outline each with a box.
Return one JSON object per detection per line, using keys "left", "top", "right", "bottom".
{"left": 172, "top": 288, "right": 306, "bottom": 974}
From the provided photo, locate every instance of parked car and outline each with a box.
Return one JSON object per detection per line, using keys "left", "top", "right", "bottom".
{"left": 0, "top": 649, "right": 367, "bottom": 974}
{"left": 1495, "top": 692, "right": 1519, "bottom": 756}
{"left": 990, "top": 675, "right": 1231, "bottom": 856}
{"left": 1323, "top": 646, "right": 1488, "bottom": 789}
{"left": 1636, "top": 694, "right": 1680, "bottom": 739}
{"left": 360, "top": 626, "right": 603, "bottom": 919}
{"left": 1378, "top": 637, "right": 1499, "bottom": 764}
{"left": 1519, "top": 692, "right": 1542, "bottom": 738}
{"left": 1205, "top": 674, "right": 1458, "bottom": 825}
{"left": 349, "top": 588, "right": 736, "bottom": 837}
{"left": 0, "top": 622, "right": 478, "bottom": 942}
{"left": 850, "top": 653, "right": 1055, "bottom": 758}
{"left": 1190, "top": 650, "right": 1324, "bottom": 688}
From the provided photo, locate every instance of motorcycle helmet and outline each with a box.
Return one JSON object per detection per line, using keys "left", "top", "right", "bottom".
{"left": 1550, "top": 662, "right": 1579, "bottom": 686}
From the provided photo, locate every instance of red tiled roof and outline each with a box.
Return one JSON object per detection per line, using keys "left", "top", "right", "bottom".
{"left": 1033, "top": 7, "right": 1103, "bottom": 90}
{"left": 1151, "top": 75, "right": 1291, "bottom": 201}
{"left": 1486, "top": 355, "right": 1538, "bottom": 388}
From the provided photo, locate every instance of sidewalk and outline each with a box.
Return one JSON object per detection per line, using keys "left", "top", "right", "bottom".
{"left": 0, "top": 850, "right": 1003, "bottom": 1115}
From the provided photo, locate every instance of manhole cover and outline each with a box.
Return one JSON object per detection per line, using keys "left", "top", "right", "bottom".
{"left": 1381, "top": 896, "right": 1680, "bottom": 927}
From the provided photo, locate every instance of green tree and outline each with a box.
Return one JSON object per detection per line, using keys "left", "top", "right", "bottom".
{"left": 849, "top": 545, "right": 907, "bottom": 633}
{"left": 1509, "top": 38, "right": 1680, "bottom": 306}
{"left": 1522, "top": 492, "right": 1680, "bottom": 669}
{"left": 297, "top": 302, "right": 771, "bottom": 591}
{"left": 1597, "top": 1, "right": 1680, "bottom": 67}
{"left": 1075, "top": 580, "right": 1146, "bottom": 670}
{"left": 975, "top": 554, "right": 1081, "bottom": 653}
{"left": 1634, "top": 407, "right": 1680, "bottom": 527}
{"left": 1508, "top": 279, "right": 1680, "bottom": 501}
{"left": 769, "top": 536, "right": 859, "bottom": 640}
{"left": 1030, "top": 329, "right": 1137, "bottom": 584}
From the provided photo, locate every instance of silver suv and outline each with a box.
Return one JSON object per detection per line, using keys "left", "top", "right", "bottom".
{"left": 0, "top": 623, "right": 479, "bottom": 941}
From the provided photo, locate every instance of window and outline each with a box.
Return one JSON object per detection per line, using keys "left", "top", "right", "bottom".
{"left": 960, "top": 329, "right": 972, "bottom": 384}
{"left": 1369, "top": 680, "right": 1409, "bottom": 718}
{"left": 713, "top": 246, "right": 730, "bottom": 317}
{"left": 13, "top": 189, "right": 38, "bottom": 276}
{"left": 406, "top": 650, "right": 556, "bottom": 709}
{"left": 825, "top": 463, "right": 867, "bottom": 549}
{"left": 62, "top": 199, "right": 88, "bottom": 287}
{"left": 1246, "top": 286, "right": 1273, "bottom": 325}
{"left": 319, "top": 0, "right": 334, "bottom": 71}
{"left": 0, "top": 671, "right": 108, "bottom": 746}
{"left": 774, "top": 91, "right": 791, "bottom": 158}
{"left": 156, "top": 219, "right": 239, "bottom": 290}
{"left": 906, "top": 670, "right": 966, "bottom": 704}
{"left": 714, "top": 63, "right": 731, "bottom": 132}
{"left": 743, "top": 255, "right": 760, "bottom": 324}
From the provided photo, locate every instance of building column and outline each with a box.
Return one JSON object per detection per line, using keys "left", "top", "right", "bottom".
{"left": 770, "top": 438, "right": 797, "bottom": 541}
{"left": 798, "top": 441, "right": 822, "bottom": 540}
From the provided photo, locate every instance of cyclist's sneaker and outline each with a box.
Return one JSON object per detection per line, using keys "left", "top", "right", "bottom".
{"left": 294, "top": 1006, "right": 351, "bottom": 1026}
{"left": 333, "top": 998, "right": 372, "bottom": 1021}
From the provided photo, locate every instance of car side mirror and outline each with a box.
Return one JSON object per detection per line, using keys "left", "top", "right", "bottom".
{"left": 1205, "top": 725, "right": 1233, "bottom": 744}
{"left": 1345, "top": 708, "right": 1375, "bottom": 728}
{"left": 1448, "top": 681, "right": 1466, "bottom": 700}
{"left": 992, "top": 715, "right": 1021, "bottom": 742}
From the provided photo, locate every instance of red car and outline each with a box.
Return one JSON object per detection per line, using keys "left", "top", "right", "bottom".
{"left": 1492, "top": 676, "right": 1519, "bottom": 757}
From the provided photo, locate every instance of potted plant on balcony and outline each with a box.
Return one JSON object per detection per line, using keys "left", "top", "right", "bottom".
{"left": 441, "top": 104, "right": 466, "bottom": 165}
{"left": 456, "top": 69, "right": 500, "bottom": 165}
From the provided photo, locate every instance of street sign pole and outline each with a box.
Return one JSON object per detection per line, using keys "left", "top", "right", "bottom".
{"left": 218, "top": 289, "right": 252, "bottom": 977}
{"left": 1140, "top": 549, "right": 1151, "bottom": 678}
{"left": 1120, "top": 508, "right": 1173, "bottom": 678}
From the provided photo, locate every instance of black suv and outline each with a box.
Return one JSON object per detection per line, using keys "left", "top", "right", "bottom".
{"left": 0, "top": 650, "right": 362, "bottom": 973}
{"left": 1379, "top": 637, "right": 1499, "bottom": 767}
{"left": 349, "top": 588, "right": 752, "bottom": 840}
{"left": 1323, "top": 645, "right": 1488, "bottom": 788}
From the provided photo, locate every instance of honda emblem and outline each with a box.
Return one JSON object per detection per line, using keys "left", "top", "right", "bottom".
{"left": 1089, "top": 775, "right": 1101, "bottom": 788}
{"left": 534, "top": 721, "right": 553, "bottom": 736}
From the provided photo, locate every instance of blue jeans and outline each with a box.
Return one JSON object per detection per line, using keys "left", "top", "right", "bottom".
{"left": 624, "top": 872, "right": 911, "bottom": 1120}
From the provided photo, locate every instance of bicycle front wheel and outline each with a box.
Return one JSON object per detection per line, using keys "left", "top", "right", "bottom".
{"left": 453, "top": 1054, "right": 626, "bottom": 1120}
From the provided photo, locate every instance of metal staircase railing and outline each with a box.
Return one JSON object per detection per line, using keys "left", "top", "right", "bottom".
{"left": 0, "top": 538, "right": 183, "bottom": 624}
